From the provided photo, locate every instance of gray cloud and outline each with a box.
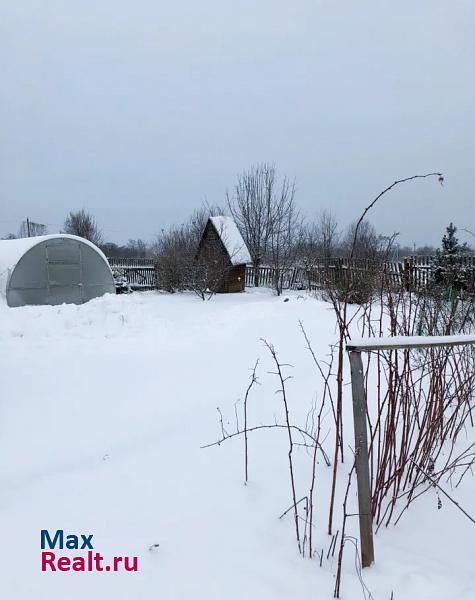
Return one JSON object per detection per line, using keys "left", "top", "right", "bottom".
{"left": 1, "top": 1, "right": 474, "bottom": 246}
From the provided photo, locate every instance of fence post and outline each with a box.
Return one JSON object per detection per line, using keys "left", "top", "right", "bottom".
{"left": 403, "top": 257, "right": 412, "bottom": 291}
{"left": 348, "top": 350, "right": 374, "bottom": 568}
{"left": 154, "top": 260, "right": 160, "bottom": 289}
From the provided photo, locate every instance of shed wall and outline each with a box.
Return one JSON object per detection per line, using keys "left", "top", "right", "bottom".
{"left": 219, "top": 265, "right": 246, "bottom": 293}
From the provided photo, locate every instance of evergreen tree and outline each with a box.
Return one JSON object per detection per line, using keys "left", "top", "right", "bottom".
{"left": 441, "top": 222, "right": 461, "bottom": 256}
{"left": 433, "top": 222, "right": 468, "bottom": 291}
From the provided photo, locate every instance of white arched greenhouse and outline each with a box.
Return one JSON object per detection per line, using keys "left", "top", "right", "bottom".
{"left": 0, "top": 234, "right": 115, "bottom": 307}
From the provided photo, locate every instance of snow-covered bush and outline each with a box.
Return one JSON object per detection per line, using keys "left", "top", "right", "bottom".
{"left": 112, "top": 267, "right": 132, "bottom": 294}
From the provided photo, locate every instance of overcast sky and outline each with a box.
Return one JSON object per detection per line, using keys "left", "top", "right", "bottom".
{"left": 1, "top": 1, "right": 474, "bottom": 247}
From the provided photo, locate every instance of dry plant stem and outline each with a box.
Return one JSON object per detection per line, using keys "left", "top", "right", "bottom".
{"left": 201, "top": 423, "right": 330, "bottom": 465}
{"left": 361, "top": 280, "right": 475, "bottom": 534}
{"left": 279, "top": 496, "right": 308, "bottom": 519}
{"left": 262, "top": 339, "right": 302, "bottom": 554}
{"left": 283, "top": 496, "right": 312, "bottom": 557}
{"left": 216, "top": 406, "right": 227, "bottom": 438}
{"left": 327, "top": 173, "right": 442, "bottom": 538}
{"left": 349, "top": 173, "right": 442, "bottom": 260}
{"left": 328, "top": 333, "right": 345, "bottom": 536}
{"left": 334, "top": 462, "right": 356, "bottom": 598}
{"left": 299, "top": 321, "right": 336, "bottom": 424}
{"left": 409, "top": 459, "right": 475, "bottom": 525}
{"left": 302, "top": 496, "right": 310, "bottom": 557}
{"left": 327, "top": 530, "right": 339, "bottom": 560}
{"left": 308, "top": 400, "right": 326, "bottom": 558}
{"left": 243, "top": 360, "right": 260, "bottom": 484}
{"left": 330, "top": 174, "right": 444, "bottom": 592}
{"left": 299, "top": 322, "right": 333, "bottom": 556}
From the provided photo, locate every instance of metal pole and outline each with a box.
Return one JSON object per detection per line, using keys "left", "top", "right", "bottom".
{"left": 348, "top": 350, "right": 374, "bottom": 567}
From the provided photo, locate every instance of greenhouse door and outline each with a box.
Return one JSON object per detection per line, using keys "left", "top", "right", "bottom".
{"left": 45, "top": 239, "right": 84, "bottom": 304}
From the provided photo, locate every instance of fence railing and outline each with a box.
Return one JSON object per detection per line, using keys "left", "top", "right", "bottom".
{"left": 246, "top": 256, "right": 475, "bottom": 292}
{"left": 245, "top": 261, "right": 406, "bottom": 291}
{"left": 107, "top": 255, "right": 475, "bottom": 293}
{"left": 108, "top": 257, "right": 158, "bottom": 290}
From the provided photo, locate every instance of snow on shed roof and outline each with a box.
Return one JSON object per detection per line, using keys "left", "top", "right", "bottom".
{"left": 209, "top": 216, "right": 251, "bottom": 266}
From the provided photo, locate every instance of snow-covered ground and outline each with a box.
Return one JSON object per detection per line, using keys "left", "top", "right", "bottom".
{"left": 0, "top": 289, "right": 473, "bottom": 599}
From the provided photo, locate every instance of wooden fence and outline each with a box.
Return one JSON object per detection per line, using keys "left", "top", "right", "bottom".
{"left": 107, "top": 257, "right": 158, "bottom": 290}
{"left": 245, "top": 260, "right": 404, "bottom": 291}
{"left": 107, "top": 255, "right": 475, "bottom": 293}
{"left": 246, "top": 256, "right": 475, "bottom": 292}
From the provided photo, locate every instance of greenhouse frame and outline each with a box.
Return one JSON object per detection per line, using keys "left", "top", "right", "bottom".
{"left": 0, "top": 234, "right": 115, "bottom": 307}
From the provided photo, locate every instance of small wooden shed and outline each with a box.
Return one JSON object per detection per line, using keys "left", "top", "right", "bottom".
{"left": 196, "top": 216, "right": 251, "bottom": 293}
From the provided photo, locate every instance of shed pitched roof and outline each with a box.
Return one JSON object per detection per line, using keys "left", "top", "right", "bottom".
{"left": 209, "top": 216, "right": 251, "bottom": 266}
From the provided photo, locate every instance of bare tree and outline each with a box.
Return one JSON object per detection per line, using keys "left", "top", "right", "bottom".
{"left": 228, "top": 163, "right": 295, "bottom": 287}
{"left": 188, "top": 203, "right": 227, "bottom": 244}
{"left": 268, "top": 179, "right": 299, "bottom": 295}
{"left": 316, "top": 210, "right": 339, "bottom": 261}
{"left": 126, "top": 239, "right": 148, "bottom": 258}
{"left": 414, "top": 244, "right": 437, "bottom": 255}
{"left": 150, "top": 203, "right": 227, "bottom": 296}
{"left": 151, "top": 224, "right": 192, "bottom": 292}
{"left": 189, "top": 247, "right": 233, "bottom": 300}
{"left": 296, "top": 210, "right": 340, "bottom": 266}
{"left": 342, "top": 219, "right": 380, "bottom": 259}
{"left": 63, "top": 209, "right": 103, "bottom": 245}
